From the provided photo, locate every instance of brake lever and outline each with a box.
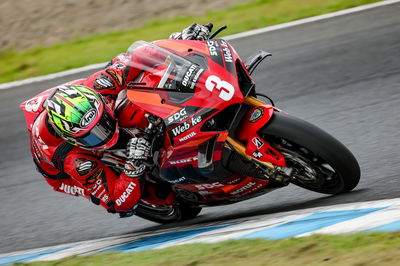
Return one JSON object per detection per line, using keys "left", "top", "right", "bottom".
{"left": 209, "top": 25, "right": 227, "bottom": 39}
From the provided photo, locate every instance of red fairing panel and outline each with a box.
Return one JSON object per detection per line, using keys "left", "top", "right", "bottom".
{"left": 175, "top": 176, "right": 269, "bottom": 202}
{"left": 126, "top": 40, "right": 244, "bottom": 120}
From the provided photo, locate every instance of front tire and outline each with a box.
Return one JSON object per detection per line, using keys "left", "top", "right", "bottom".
{"left": 260, "top": 112, "right": 360, "bottom": 194}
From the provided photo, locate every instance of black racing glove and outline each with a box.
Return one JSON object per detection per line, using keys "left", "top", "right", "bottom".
{"left": 169, "top": 23, "right": 212, "bottom": 41}
{"left": 124, "top": 137, "right": 151, "bottom": 178}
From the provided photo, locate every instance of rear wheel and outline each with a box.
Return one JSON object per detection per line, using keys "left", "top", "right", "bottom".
{"left": 135, "top": 201, "right": 202, "bottom": 224}
{"left": 260, "top": 112, "right": 360, "bottom": 194}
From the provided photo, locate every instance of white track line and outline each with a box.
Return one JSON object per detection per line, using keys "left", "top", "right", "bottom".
{"left": 0, "top": 0, "right": 399, "bottom": 91}
{"left": 0, "top": 63, "right": 106, "bottom": 90}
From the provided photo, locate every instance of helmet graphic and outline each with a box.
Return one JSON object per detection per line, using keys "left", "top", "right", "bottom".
{"left": 45, "top": 84, "right": 119, "bottom": 148}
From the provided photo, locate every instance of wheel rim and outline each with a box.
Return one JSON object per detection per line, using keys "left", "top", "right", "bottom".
{"left": 270, "top": 137, "right": 343, "bottom": 192}
{"left": 137, "top": 202, "right": 179, "bottom": 219}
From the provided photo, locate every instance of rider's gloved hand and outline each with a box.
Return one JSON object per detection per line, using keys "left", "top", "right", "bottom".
{"left": 169, "top": 23, "right": 211, "bottom": 41}
{"left": 124, "top": 137, "right": 151, "bottom": 178}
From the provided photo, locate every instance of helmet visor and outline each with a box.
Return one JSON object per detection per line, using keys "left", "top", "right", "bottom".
{"left": 74, "top": 111, "right": 116, "bottom": 148}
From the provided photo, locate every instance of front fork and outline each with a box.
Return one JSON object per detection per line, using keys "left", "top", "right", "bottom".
{"left": 225, "top": 96, "right": 291, "bottom": 184}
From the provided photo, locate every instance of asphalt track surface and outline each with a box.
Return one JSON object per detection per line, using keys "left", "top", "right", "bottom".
{"left": 1, "top": 3, "right": 399, "bottom": 254}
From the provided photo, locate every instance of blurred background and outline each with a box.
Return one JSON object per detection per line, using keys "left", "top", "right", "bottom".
{"left": 1, "top": 0, "right": 399, "bottom": 259}
{"left": 0, "top": 0, "right": 247, "bottom": 51}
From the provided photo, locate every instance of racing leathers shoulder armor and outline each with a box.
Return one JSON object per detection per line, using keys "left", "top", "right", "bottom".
{"left": 21, "top": 49, "right": 164, "bottom": 214}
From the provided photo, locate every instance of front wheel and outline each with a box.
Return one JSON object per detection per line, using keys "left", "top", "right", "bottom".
{"left": 260, "top": 112, "right": 360, "bottom": 194}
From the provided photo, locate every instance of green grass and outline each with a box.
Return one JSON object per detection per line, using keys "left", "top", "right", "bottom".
{"left": 17, "top": 231, "right": 400, "bottom": 266}
{"left": 0, "top": 0, "right": 383, "bottom": 83}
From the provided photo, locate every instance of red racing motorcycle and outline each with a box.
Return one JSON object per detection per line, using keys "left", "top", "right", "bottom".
{"left": 104, "top": 27, "right": 360, "bottom": 223}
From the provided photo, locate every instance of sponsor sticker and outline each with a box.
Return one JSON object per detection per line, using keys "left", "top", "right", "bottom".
{"left": 59, "top": 183, "right": 85, "bottom": 196}
{"left": 75, "top": 158, "right": 97, "bottom": 176}
{"left": 93, "top": 74, "right": 115, "bottom": 90}
{"left": 182, "top": 65, "right": 197, "bottom": 87}
{"left": 178, "top": 131, "right": 196, "bottom": 142}
{"left": 90, "top": 179, "right": 104, "bottom": 196}
{"left": 195, "top": 182, "right": 223, "bottom": 190}
{"left": 181, "top": 64, "right": 203, "bottom": 90}
{"left": 249, "top": 107, "right": 264, "bottom": 123}
{"left": 252, "top": 137, "right": 264, "bottom": 149}
{"left": 168, "top": 108, "right": 216, "bottom": 140}
{"left": 169, "top": 156, "right": 198, "bottom": 165}
{"left": 220, "top": 40, "right": 233, "bottom": 63}
{"left": 124, "top": 164, "right": 146, "bottom": 177}
{"left": 80, "top": 109, "right": 97, "bottom": 127}
{"left": 252, "top": 150, "right": 263, "bottom": 159}
{"left": 116, "top": 181, "right": 137, "bottom": 206}
{"left": 171, "top": 116, "right": 202, "bottom": 137}
{"left": 191, "top": 68, "right": 203, "bottom": 89}
{"left": 169, "top": 176, "right": 186, "bottom": 183}
{"left": 230, "top": 182, "right": 256, "bottom": 195}
{"left": 25, "top": 96, "right": 44, "bottom": 112}
{"left": 165, "top": 106, "right": 202, "bottom": 128}
{"left": 220, "top": 40, "right": 235, "bottom": 74}
{"left": 206, "top": 40, "right": 223, "bottom": 67}
{"left": 166, "top": 107, "right": 188, "bottom": 125}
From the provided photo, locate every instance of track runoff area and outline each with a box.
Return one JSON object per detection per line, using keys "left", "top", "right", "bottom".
{"left": 1, "top": 198, "right": 400, "bottom": 264}
{"left": 1, "top": 0, "right": 400, "bottom": 264}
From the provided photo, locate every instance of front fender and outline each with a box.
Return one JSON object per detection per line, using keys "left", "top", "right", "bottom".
{"left": 236, "top": 105, "right": 286, "bottom": 167}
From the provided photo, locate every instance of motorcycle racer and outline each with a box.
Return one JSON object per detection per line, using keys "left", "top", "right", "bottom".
{"left": 20, "top": 24, "right": 211, "bottom": 217}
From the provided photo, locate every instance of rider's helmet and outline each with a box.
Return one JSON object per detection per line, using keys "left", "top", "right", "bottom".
{"left": 45, "top": 84, "right": 119, "bottom": 149}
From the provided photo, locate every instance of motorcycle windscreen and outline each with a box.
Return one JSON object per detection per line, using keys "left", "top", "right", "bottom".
{"left": 126, "top": 41, "right": 205, "bottom": 108}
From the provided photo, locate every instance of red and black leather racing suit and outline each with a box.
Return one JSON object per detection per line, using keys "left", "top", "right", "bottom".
{"left": 21, "top": 47, "right": 175, "bottom": 214}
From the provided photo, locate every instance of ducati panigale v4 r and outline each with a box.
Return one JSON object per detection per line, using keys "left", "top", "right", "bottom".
{"left": 105, "top": 26, "right": 360, "bottom": 223}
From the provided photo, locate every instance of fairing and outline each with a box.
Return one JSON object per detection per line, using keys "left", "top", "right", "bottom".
{"left": 124, "top": 40, "right": 283, "bottom": 203}
{"left": 126, "top": 40, "right": 243, "bottom": 116}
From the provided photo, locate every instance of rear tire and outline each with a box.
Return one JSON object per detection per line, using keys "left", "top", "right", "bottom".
{"left": 260, "top": 112, "right": 360, "bottom": 194}
{"left": 135, "top": 202, "right": 202, "bottom": 224}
